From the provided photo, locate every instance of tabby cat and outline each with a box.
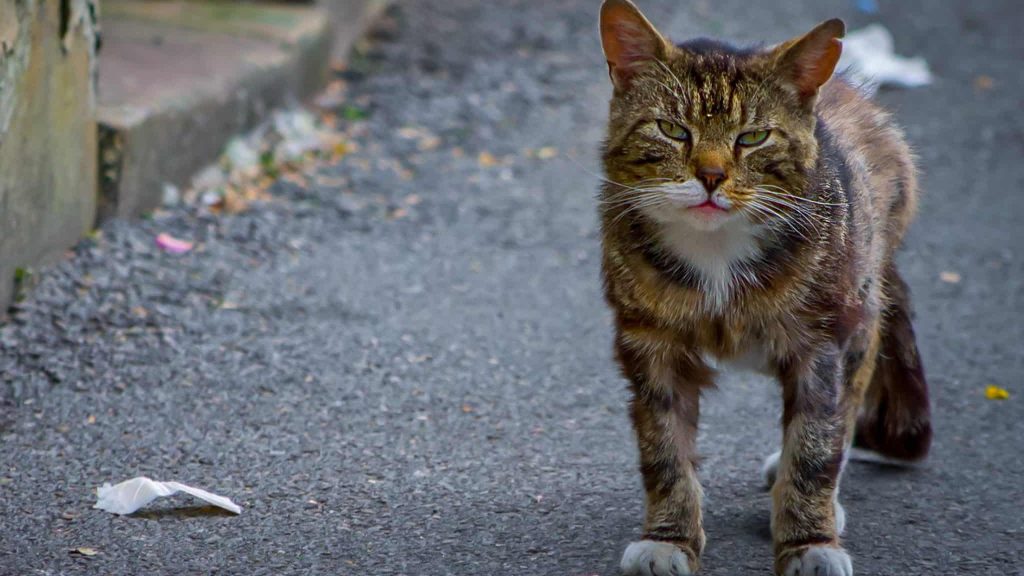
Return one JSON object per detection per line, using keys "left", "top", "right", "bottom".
{"left": 597, "top": 2, "right": 932, "bottom": 574}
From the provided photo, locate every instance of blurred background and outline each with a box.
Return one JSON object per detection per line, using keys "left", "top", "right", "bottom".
{"left": 1, "top": 1, "right": 1021, "bottom": 575}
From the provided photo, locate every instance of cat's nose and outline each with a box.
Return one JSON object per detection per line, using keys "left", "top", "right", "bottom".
{"left": 696, "top": 166, "right": 728, "bottom": 192}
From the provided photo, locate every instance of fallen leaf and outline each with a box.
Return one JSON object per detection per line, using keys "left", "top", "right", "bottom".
{"left": 985, "top": 385, "right": 1010, "bottom": 400}
{"left": 418, "top": 135, "right": 442, "bottom": 151}
{"left": 939, "top": 271, "right": 961, "bottom": 284}
{"left": 461, "top": 404, "right": 474, "bottom": 413}
{"left": 222, "top": 188, "right": 249, "bottom": 214}
{"left": 70, "top": 547, "right": 98, "bottom": 557}
{"left": 283, "top": 173, "right": 309, "bottom": 188}
{"left": 537, "top": 146, "right": 558, "bottom": 160}
{"left": 314, "top": 80, "right": 347, "bottom": 109}
{"left": 320, "top": 113, "right": 339, "bottom": 129}
{"left": 397, "top": 127, "right": 422, "bottom": 140}
{"left": 85, "top": 415, "right": 96, "bottom": 425}
{"left": 478, "top": 151, "right": 498, "bottom": 167}
{"left": 973, "top": 75, "right": 994, "bottom": 91}
{"left": 315, "top": 175, "right": 348, "bottom": 188}
{"left": 155, "top": 233, "right": 194, "bottom": 255}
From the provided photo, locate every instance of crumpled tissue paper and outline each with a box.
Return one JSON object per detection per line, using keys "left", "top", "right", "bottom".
{"left": 94, "top": 477, "right": 241, "bottom": 515}
{"left": 838, "top": 24, "right": 933, "bottom": 94}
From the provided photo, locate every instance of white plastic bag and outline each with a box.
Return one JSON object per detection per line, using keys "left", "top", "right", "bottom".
{"left": 94, "top": 477, "right": 241, "bottom": 515}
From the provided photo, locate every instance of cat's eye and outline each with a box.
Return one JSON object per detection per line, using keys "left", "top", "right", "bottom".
{"left": 736, "top": 129, "right": 771, "bottom": 147}
{"left": 657, "top": 120, "right": 690, "bottom": 141}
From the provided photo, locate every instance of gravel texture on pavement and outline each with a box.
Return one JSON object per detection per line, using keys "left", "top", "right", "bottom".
{"left": 1, "top": 1, "right": 1022, "bottom": 575}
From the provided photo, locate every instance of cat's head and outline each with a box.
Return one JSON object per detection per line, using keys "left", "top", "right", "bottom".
{"left": 599, "top": 0, "right": 844, "bottom": 232}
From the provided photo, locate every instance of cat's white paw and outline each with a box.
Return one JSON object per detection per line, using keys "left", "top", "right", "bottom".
{"left": 782, "top": 546, "right": 853, "bottom": 576}
{"left": 762, "top": 450, "right": 781, "bottom": 488}
{"left": 620, "top": 540, "right": 693, "bottom": 575}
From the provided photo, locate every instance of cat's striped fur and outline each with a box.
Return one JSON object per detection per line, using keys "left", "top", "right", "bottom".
{"left": 597, "top": 2, "right": 931, "bottom": 575}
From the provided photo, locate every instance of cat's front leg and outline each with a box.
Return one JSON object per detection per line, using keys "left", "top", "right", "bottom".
{"left": 616, "top": 333, "right": 712, "bottom": 575}
{"left": 771, "top": 346, "right": 854, "bottom": 576}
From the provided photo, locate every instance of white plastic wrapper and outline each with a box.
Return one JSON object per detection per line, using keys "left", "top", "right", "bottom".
{"left": 838, "top": 24, "right": 933, "bottom": 94}
{"left": 94, "top": 477, "right": 242, "bottom": 515}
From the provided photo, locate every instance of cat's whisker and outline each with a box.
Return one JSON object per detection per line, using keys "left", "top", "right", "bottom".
{"left": 610, "top": 194, "right": 671, "bottom": 225}
{"left": 563, "top": 154, "right": 675, "bottom": 194}
{"left": 756, "top": 196, "right": 821, "bottom": 223}
{"left": 755, "top": 185, "right": 844, "bottom": 207}
{"left": 599, "top": 176, "right": 676, "bottom": 193}
{"left": 749, "top": 190, "right": 831, "bottom": 229}
{"left": 755, "top": 195, "right": 836, "bottom": 217}
{"left": 600, "top": 183, "right": 675, "bottom": 202}
{"left": 653, "top": 59, "right": 686, "bottom": 94}
{"left": 742, "top": 201, "right": 801, "bottom": 239}
{"left": 600, "top": 185, "right": 671, "bottom": 200}
{"left": 746, "top": 199, "right": 815, "bottom": 243}
{"left": 598, "top": 192, "right": 668, "bottom": 209}
{"left": 652, "top": 78, "right": 679, "bottom": 96}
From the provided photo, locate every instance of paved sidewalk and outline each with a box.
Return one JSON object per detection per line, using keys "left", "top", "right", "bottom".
{"left": 2, "top": 1, "right": 1022, "bottom": 575}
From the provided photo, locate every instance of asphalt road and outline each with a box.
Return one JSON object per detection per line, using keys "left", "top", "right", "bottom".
{"left": 2, "top": 1, "right": 1022, "bottom": 575}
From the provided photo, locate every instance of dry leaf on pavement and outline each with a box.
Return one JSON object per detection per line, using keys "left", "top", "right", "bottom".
{"left": 985, "top": 385, "right": 1010, "bottom": 400}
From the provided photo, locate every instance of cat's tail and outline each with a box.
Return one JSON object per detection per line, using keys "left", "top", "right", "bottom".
{"left": 853, "top": 265, "right": 932, "bottom": 461}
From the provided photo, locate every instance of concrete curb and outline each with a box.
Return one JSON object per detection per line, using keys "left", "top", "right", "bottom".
{"left": 96, "top": 0, "right": 380, "bottom": 222}
{"left": 1, "top": 0, "right": 385, "bottom": 313}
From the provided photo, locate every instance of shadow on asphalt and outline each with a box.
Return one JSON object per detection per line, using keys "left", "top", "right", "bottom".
{"left": 130, "top": 505, "right": 239, "bottom": 520}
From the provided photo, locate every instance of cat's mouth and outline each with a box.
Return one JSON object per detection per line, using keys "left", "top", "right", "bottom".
{"left": 689, "top": 199, "right": 729, "bottom": 214}
{"left": 677, "top": 196, "right": 736, "bottom": 230}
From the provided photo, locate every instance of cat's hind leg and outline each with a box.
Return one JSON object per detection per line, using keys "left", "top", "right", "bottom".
{"left": 853, "top": 265, "right": 932, "bottom": 461}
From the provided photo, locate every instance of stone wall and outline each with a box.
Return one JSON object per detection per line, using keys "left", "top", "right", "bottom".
{"left": 0, "top": 0, "right": 99, "bottom": 308}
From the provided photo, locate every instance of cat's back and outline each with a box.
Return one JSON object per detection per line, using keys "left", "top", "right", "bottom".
{"left": 817, "top": 79, "right": 919, "bottom": 248}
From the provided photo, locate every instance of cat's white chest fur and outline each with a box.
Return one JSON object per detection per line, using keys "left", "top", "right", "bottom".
{"left": 655, "top": 218, "right": 764, "bottom": 312}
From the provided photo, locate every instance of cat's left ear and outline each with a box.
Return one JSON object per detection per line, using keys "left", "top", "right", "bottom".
{"left": 772, "top": 19, "right": 845, "bottom": 105}
{"left": 600, "top": 0, "right": 670, "bottom": 91}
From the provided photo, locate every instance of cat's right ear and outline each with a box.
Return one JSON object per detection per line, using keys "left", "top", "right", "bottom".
{"left": 772, "top": 19, "right": 846, "bottom": 105}
{"left": 600, "top": 0, "right": 668, "bottom": 91}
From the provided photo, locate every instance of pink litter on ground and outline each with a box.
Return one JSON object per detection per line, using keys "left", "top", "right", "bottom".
{"left": 156, "top": 233, "right": 194, "bottom": 254}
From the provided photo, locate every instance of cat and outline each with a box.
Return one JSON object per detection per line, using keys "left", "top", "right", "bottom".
{"left": 597, "top": 1, "right": 932, "bottom": 575}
